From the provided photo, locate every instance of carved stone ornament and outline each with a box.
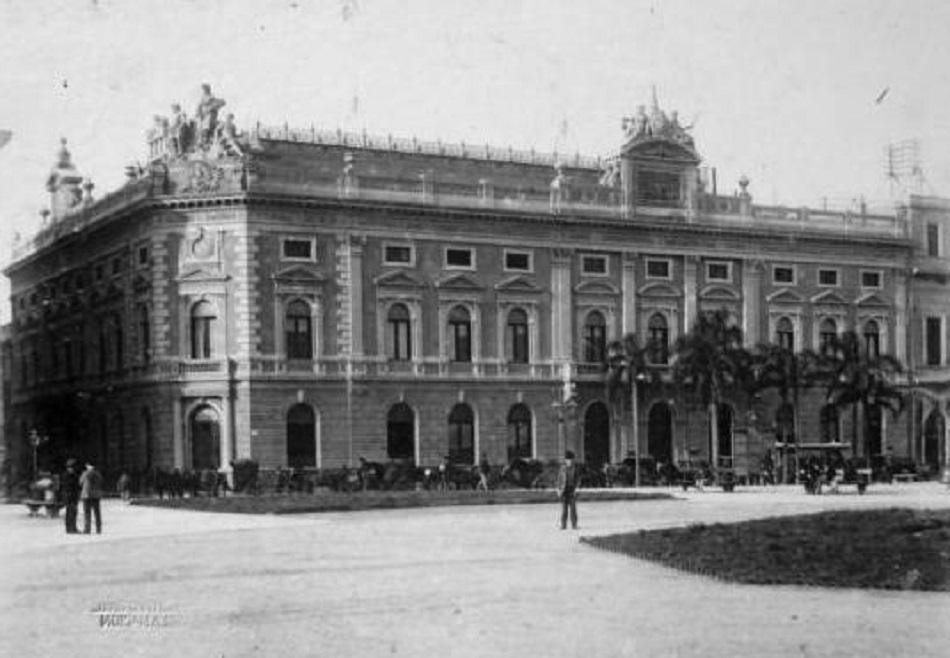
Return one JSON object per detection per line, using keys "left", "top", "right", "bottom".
{"left": 190, "top": 227, "right": 216, "bottom": 260}
{"left": 183, "top": 160, "right": 224, "bottom": 193}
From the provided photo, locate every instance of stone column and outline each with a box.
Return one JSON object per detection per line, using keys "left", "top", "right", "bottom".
{"left": 173, "top": 398, "right": 184, "bottom": 469}
{"left": 742, "top": 259, "right": 765, "bottom": 347}
{"left": 621, "top": 252, "right": 637, "bottom": 337}
{"left": 220, "top": 392, "right": 233, "bottom": 469}
{"left": 894, "top": 268, "right": 907, "bottom": 362}
{"left": 683, "top": 256, "right": 698, "bottom": 334}
{"left": 551, "top": 248, "right": 573, "bottom": 362}
{"left": 350, "top": 235, "right": 365, "bottom": 356}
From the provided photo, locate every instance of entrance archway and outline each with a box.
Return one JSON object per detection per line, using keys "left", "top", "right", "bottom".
{"left": 648, "top": 402, "right": 673, "bottom": 465}
{"left": 387, "top": 403, "right": 415, "bottom": 461}
{"left": 583, "top": 402, "right": 610, "bottom": 467}
{"left": 191, "top": 406, "right": 220, "bottom": 470}
{"left": 924, "top": 410, "right": 944, "bottom": 473}
{"left": 286, "top": 404, "right": 316, "bottom": 468}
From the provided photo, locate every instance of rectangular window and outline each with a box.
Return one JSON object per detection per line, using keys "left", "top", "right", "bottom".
{"left": 646, "top": 258, "right": 671, "bottom": 280}
{"left": 138, "top": 246, "right": 150, "bottom": 266}
{"left": 504, "top": 249, "right": 532, "bottom": 272}
{"left": 384, "top": 243, "right": 414, "bottom": 266}
{"left": 445, "top": 247, "right": 474, "bottom": 269}
{"left": 926, "top": 317, "right": 942, "bottom": 366}
{"left": 508, "top": 323, "right": 529, "bottom": 363}
{"left": 860, "top": 270, "right": 882, "bottom": 289}
{"left": 927, "top": 223, "right": 940, "bottom": 258}
{"left": 818, "top": 269, "right": 839, "bottom": 287}
{"left": 772, "top": 266, "right": 795, "bottom": 285}
{"left": 706, "top": 261, "right": 732, "bottom": 282}
{"left": 450, "top": 321, "right": 472, "bottom": 362}
{"left": 388, "top": 319, "right": 411, "bottom": 361}
{"left": 282, "top": 238, "right": 315, "bottom": 261}
{"left": 112, "top": 257, "right": 122, "bottom": 275}
{"left": 581, "top": 255, "right": 608, "bottom": 276}
{"left": 191, "top": 318, "right": 213, "bottom": 359}
{"left": 95, "top": 265, "right": 104, "bottom": 281}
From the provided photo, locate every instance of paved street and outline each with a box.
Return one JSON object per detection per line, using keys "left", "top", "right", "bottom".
{"left": 2, "top": 484, "right": 949, "bottom": 658}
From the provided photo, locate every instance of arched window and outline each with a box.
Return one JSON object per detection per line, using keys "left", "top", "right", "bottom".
{"left": 286, "top": 404, "right": 316, "bottom": 468}
{"left": 386, "top": 304, "right": 411, "bottom": 361}
{"left": 448, "top": 306, "right": 472, "bottom": 363}
{"left": 506, "top": 404, "right": 532, "bottom": 461}
{"left": 285, "top": 300, "right": 313, "bottom": 359}
{"left": 583, "top": 311, "right": 607, "bottom": 363}
{"left": 190, "top": 405, "right": 220, "bottom": 470}
{"left": 775, "top": 403, "right": 795, "bottom": 443}
{"left": 776, "top": 317, "right": 794, "bottom": 351}
{"left": 448, "top": 404, "right": 474, "bottom": 464}
{"left": 819, "top": 318, "right": 837, "bottom": 354}
{"left": 863, "top": 320, "right": 880, "bottom": 358}
{"left": 387, "top": 403, "right": 415, "bottom": 460}
{"left": 191, "top": 301, "right": 216, "bottom": 359}
{"left": 648, "top": 313, "right": 669, "bottom": 364}
{"left": 506, "top": 309, "right": 529, "bottom": 364}
{"left": 820, "top": 404, "right": 838, "bottom": 443}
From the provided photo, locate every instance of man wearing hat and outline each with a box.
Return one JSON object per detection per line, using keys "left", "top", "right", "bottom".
{"left": 62, "top": 459, "right": 81, "bottom": 534}
{"left": 79, "top": 461, "right": 104, "bottom": 534}
{"left": 556, "top": 450, "right": 580, "bottom": 530}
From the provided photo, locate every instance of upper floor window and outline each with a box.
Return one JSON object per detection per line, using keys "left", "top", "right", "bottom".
{"left": 387, "top": 303, "right": 412, "bottom": 361}
{"left": 506, "top": 308, "right": 529, "bottom": 364}
{"left": 583, "top": 311, "right": 607, "bottom": 363}
{"left": 860, "top": 270, "right": 882, "bottom": 289}
{"left": 648, "top": 313, "right": 669, "bottom": 364}
{"left": 504, "top": 249, "right": 532, "bottom": 273}
{"left": 705, "top": 260, "right": 732, "bottom": 283}
{"left": 776, "top": 316, "right": 794, "bottom": 351}
{"left": 138, "top": 304, "right": 150, "bottom": 363}
{"left": 581, "top": 255, "right": 608, "bottom": 276}
{"left": 926, "top": 317, "right": 942, "bottom": 366}
{"left": 384, "top": 243, "right": 414, "bottom": 266}
{"left": 863, "top": 320, "right": 880, "bottom": 358}
{"left": 772, "top": 265, "right": 795, "bottom": 285}
{"left": 112, "top": 257, "right": 122, "bottom": 275}
{"left": 927, "top": 223, "right": 940, "bottom": 258}
{"left": 645, "top": 258, "right": 671, "bottom": 280}
{"left": 282, "top": 237, "right": 316, "bottom": 261}
{"left": 138, "top": 245, "right": 150, "bottom": 266}
{"left": 448, "top": 305, "right": 472, "bottom": 363}
{"left": 819, "top": 318, "right": 837, "bottom": 354}
{"left": 445, "top": 247, "right": 474, "bottom": 269}
{"left": 818, "top": 269, "right": 839, "bottom": 287}
{"left": 285, "top": 300, "right": 313, "bottom": 359}
{"left": 190, "top": 301, "right": 216, "bottom": 359}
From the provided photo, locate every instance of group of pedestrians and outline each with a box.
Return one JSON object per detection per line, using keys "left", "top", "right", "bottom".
{"left": 61, "top": 459, "right": 104, "bottom": 535}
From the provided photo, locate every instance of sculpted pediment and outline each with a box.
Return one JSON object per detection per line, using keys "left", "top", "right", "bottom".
{"left": 273, "top": 266, "right": 327, "bottom": 286}
{"left": 574, "top": 279, "right": 619, "bottom": 296}
{"left": 699, "top": 284, "right": 740, "bottom": 301}
{"left": 622, "top": 138, "right": 700, "bottom": 164}
{"left": 855, "top": 292, "right": 890, "bottom": 308}
{"left": 637, "top": 282, "right": 681, "bottom": 298}
{"left": 374, "top": 269, "right": 425, "bottom": 289}
{"left": 176, "top": 267, "right": 230, "bottom": 283}
{"left": 766, "top": 288, "right": 806, "bottom": 304}
{"left": 495, "top": 275, "right": 542, "bottom": 294}
{"left": 436, "top": 272, "right": 483, "bottom": 291}
{"left": 810, "top": 290, "right": 849, "bottom": 306}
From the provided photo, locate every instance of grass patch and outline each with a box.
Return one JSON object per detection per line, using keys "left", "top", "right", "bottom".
{"left": 132, "top": 488, "right": 671, "bottom": 515}
{"left": 582, "top": 508, "right": 950, "bottom": 591}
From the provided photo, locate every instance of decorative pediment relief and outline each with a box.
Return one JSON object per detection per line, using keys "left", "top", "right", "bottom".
{"left": 495, "top": 275, "right": 542, "bottom": 294}
{"left": 574, "top": 279, "right": 619, "bottom": 296}
{"left": 810, "top": 290, "right": 849, "bottom": 306}
{"left": 374, "top": 269, "right": 425, "bottom": 289}
{"left": 176, "top": 267, "right": 230, "bottom": 284}
{"left": 637, "top": 281, "right": 681, "bottom": 298}
{"left": 698, "top": 284, "right": 740, "bottom": 301}
{"left": 855, "top": 292, "right": 890, "bottom": 308}
{"left": 273, "top": 266, "right": 327, "bottom": 286}
{"left": 436, "top": 272, "right": 483, "bottom": 292}
{"left": 766, "top": 288, "right": 805, "bottom": 305}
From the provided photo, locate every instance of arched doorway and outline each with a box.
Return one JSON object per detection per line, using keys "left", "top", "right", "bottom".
{"left": 191, "top": 406, "right": 220, "bottom": 470}
{"left": 286, "top": 404, "right": 316, "bottom": 468}
{"left": 924, "top": 410, "right": 944, "bottom": 473}
{"left": 506, "top": 404, "right": 532, "bottom": 461}
{"left": 716, "top": 404, "right": 734, "bottom": 467}
{"left": 647, "top": 402, "right": 673, "bottom": 465}
{"left": 387, "top": 403, "right": 415, "bottom": 461}
{"left": 867, "top": 407, "right": 883, "bottom": 457}
{"left": 448, "top": 404, "right": 474, "bottom": 464}
{"left": 583, "top": 402, "right": 610, "bottom": 468}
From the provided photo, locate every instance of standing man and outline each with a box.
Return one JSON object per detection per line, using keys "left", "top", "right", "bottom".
{"left": 79, "top": 462, "right": 104, "bottom": 534}
{"left": 62, "top": 459, "right": 80, "bottom": 534}
{"left": 556, "top": 451, "right": 579, "bottom": 530}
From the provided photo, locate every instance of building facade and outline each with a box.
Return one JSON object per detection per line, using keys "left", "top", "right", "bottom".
{"left": 4, "top": 87, "right": 949, "bottom": 481}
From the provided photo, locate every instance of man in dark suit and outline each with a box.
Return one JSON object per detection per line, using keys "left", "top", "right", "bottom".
{"left": 556, "top": 451, "right": 579, "bottom": 530}
{"left": 62, "top": 459, "right": 81, "bottom": 534}
{"left": 79, "top": 462, "right": 104, "bottom": 534}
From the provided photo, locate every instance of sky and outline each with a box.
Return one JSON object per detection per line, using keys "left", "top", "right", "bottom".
{"left": 2, "top": 0, "right": 950, "bottom": 321}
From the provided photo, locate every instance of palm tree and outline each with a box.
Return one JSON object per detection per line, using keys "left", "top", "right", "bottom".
{"left": 604, "top": 333, "right": 658, "bottom": 487}
{"left": 815, "top": 330, "right": 905, "bottom": 466}
{"left": 671, "top": 309, "right": 749, "bottom": 479}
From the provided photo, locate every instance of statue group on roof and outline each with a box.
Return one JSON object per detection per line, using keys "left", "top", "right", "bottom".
{"left": 148, "top": 84, "right": 243, "bottom": 159}
{"left": 621, "top": 88, "right": 694, "bottom": 148}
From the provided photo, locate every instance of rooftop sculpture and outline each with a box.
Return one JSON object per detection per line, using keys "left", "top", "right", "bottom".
{"left": 148, "top": 84, "right": 243, "bottom": 160}
{"left": 621, "top": 88, "right": 695, "bottom": 148}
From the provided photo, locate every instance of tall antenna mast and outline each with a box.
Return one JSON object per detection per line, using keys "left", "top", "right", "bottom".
{"left": 883, "top": 139, "right": 925, "bottom": 199}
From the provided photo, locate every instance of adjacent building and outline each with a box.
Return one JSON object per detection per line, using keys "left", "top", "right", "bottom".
{"left": 4, "top": 87, "right": 949, "bottom": 481}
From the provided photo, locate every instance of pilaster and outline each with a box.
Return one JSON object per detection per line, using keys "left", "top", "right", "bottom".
{"left": 683, "top": 256, "right": 698, "bottom": 332}
{"left": 742, "top": 258, "right": 765, "bottom": 346}
{"left": 621, "top": 252, "right": 637, "bottom": 336}
{"left": 550, "top": 248, "right": 573, "bottom": 361}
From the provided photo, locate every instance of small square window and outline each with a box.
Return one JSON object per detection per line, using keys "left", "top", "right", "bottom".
{"left": 504, "top": 250, "right": 532, "bottom": 272}
{"left": 138, "top": 246, "right": 150, "bottom": 265}
{"left": 773, "top": 266, "right": 795, "bottom": 285}
{"left": 581, "top": 255, "right": 608, "bottom": 275}
{"left": 384, "top": 244, "right": 414, "bottom": 266}
{"left": 861, "top": 270, "right": 882, "bottom": 289}
{"left": 646, "top": 259, "right": 671, "bottom": 280}
{"left": 706, "top": 261, "right": 731, "bottom": 282}
{"left": 818, "top": 269, "right": 839, "bottom": 286}
{"left": 445, "top": 247, "right": 474, "bottom": 269}
{"left": 282, "top": 238, "right": 314, "bottom": 261}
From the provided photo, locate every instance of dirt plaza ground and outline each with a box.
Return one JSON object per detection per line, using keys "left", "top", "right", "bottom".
{"left": 2, "top": 484, "right": 949, "bottom": 658}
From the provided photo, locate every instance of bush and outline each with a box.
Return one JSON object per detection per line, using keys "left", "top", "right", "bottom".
{"left": 232, "top": 459, "right": 259, "bottom": 493}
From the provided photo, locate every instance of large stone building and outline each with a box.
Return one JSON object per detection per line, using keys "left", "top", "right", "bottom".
{"left": 4, "top": 86, "right": 949, "bottom": 481}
